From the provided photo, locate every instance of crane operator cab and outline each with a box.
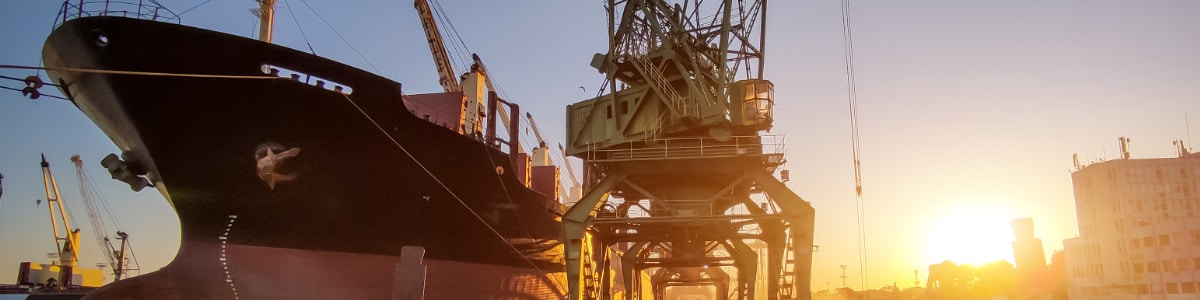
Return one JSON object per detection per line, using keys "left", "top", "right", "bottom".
{"left": 729, "top": 79, "right": 775, "bottom": 131}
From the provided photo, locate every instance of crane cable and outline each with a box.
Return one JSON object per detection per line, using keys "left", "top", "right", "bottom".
{"left": 841, "top": 0, "right": 869, "bottom": 292}
{"left": 424, "top": 1, "right": 576, "bottom": 199}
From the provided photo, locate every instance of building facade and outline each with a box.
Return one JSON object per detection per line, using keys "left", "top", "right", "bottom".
{"left": 1065, "top": 148, "right": 1200, "bottom": 299}
{"left": 1013, "top": 218, "right": 1049, "bottom": 296}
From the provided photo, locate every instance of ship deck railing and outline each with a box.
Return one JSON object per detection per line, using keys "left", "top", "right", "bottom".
{"left": 581, "top": 134, "right": 786, "bottom": 163}
{"left": 54, "top": 0, "right": 181, "bottom": 29}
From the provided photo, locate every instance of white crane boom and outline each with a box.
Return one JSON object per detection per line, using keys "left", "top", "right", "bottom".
{"left": 71, "top": 155, "right": 138, "bottom": 280}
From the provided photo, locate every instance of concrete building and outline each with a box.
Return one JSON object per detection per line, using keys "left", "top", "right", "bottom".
{"left": 1064, "top": 139, "right": 1200, "bottom": 299}
{"left": 1012, "top": 218, "right": 1049, "bottom": 296}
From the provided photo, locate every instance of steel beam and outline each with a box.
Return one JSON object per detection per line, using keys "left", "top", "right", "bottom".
{"left": 564, "top": 174, "right": 623, "bottom": 300}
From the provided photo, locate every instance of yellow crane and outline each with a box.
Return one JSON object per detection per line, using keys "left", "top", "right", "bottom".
{"left": 413, "top": 0, "right": 521, "bottom": 148}
{"left": 40, "top": 154, "right": 81, "bottom": 269}
{"left": 15, "top": 155, "right": 106, "bottom": 288}
{"left": 414, "top": 0, "right": 459, "bottom": 93}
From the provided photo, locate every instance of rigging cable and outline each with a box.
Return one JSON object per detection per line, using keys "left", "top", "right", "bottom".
{"left": 296, "top": 0, "right": 381, "bottom": 74}
{"left": 477, "top": 137, "right": 568, "bottom": 292}
{"left": 281, "top": 0, "right": 317, "bottom": 55}
{"left": 429, "top": 0, "right": 474, "bottom": 73}
{"left": 841, "top": 0, "right": 869, "bottom": 292}
{"left": 338, "top": 92, "right": 565, "bottom": 290}
{"left": 178, "top": 0, "right": 213, "bottom": 16}
{"left": 0, "top": 64, "right": 283, "bottom": 80}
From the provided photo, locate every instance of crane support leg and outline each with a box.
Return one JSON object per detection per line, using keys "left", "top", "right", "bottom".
{"left": 622, "top": 242, "right": 649, "bottom": 300}
{"left": 564, "top": 175, "right": 623, "bottom": 300}
{"left": 752, "top": 170, "right": 815, "bottom": 300}
{"left": 729, "top": 238, "right": 758, "bottom": 300}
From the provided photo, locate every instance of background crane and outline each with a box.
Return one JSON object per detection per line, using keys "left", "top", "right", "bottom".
{"left": 40, "top": 154, "right": 80, "bottom": 269}
{"left": 71, "top": 155, "right": 139, "bottom": 281}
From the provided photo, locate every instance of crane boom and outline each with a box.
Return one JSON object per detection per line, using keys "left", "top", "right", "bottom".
{"left": 415, "top": 0, "right": 461, "bottom": 93}
{"left": 557, "top": 144, "right": 582, "bottom": 188}
{"left": 412, "top": 3, "right": 527, "bottom": 155}
{"left": 40, "top": 154, "right": 81, "bottom": 268}
{"left": 524, "top": 112, "right": 548, "bottom": 148}
{"left": 72, "top": 155, "right": 138, "bottom": 280}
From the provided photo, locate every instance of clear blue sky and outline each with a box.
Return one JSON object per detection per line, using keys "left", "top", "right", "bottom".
{"left": 2, "top": 0, "right": 1199, "bottom": 291}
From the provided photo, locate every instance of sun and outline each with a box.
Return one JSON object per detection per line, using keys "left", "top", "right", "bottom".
{"left": 922, "top": 199, "right": 1018, "bottom": 267}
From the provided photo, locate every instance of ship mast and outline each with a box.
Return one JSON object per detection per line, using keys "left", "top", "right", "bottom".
{"left": 255, "top": 0, "right": 276, "bottom": 43}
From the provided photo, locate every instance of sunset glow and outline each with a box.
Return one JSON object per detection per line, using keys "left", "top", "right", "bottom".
{"left": 923, "top": 198, "right": 1019, "bottom": 267}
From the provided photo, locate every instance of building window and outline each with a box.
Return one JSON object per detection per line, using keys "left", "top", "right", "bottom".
{"left": 1165, "top": 260, "right": 1175, "bottom": 272}
{"left": 1148, "top": 261, "right": 1160, "bottom": 273}
{"left": 1183, "top": 282, "right": 1197, "bottom": 293}
{"left": 1135, "top": 263, "right": 1145, "bottom": 274}
{"left": 1138, "top": 284, "right": 1149, "bottom": 295}
{"left": 1161, "top": 234, "right": 1171, "bottom": 246}
{"left": 1132, "top": 239, "right": 1141, "bottom": 249}
{"left": 1169, "top": 283, "right": 1180, "bottom": 294}
{"left": 1144, "top": 237, "right": 1155, "bottom": 247}
{"left": 1180, "top": 258, "right": 1191, "bottom": 271}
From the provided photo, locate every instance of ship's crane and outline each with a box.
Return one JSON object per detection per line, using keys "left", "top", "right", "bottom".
{"left": 557, "top": 144, "right": 583, "bottom": 204}
{"left": 71, "top": 155, "right": 139, "bottom": 281}
{"left": 414, "top": 0, "right": 459, "bottom": 93}
{"left": 524, "top": 112, "right": 584, "bottom": 203}
{"left": 414, "top": 0, "right": 523, "bottom": 153}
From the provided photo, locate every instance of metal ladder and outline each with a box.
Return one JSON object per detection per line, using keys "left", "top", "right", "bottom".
{"left": 779, "top": 232, "right": 797, "bottom": 298}
{"left": 635, "top": 56, "right": 690, "bottom": 118}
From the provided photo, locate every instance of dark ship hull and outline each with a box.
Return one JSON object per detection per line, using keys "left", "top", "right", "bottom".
{"left": 43, "top": 16, "right": 567, "bottom": 299}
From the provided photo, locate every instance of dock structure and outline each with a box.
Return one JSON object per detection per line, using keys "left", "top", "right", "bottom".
{"left": 561, "top": 1, "right": 814, "bottom": 299}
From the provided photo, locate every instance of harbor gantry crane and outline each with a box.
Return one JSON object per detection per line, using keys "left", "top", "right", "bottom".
{"left": 71, "top": 155, "right": 139, "bottom": 281}
{"left": 561, "top": 0, "right": 815, "bottom": 299}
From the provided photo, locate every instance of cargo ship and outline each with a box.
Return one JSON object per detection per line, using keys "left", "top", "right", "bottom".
{"left": 41, "top": 1, "right": 569, "bottom": 298}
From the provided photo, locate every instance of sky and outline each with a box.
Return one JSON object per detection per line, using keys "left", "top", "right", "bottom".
{"left": 1, "top": 0, "right": 1199, "bottom": 292}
